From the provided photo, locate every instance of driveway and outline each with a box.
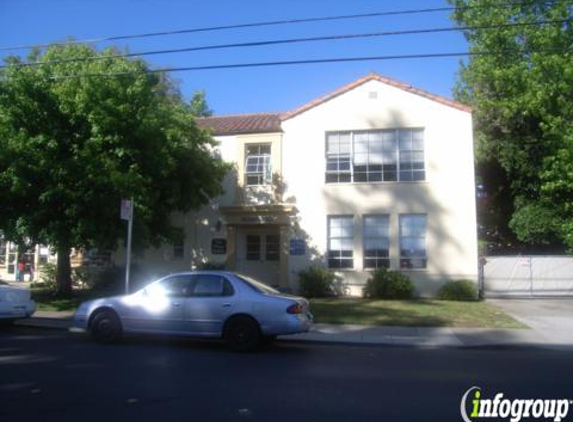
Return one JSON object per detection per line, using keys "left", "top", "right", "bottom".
{"left": 489, "top": 298, "right": 573, "bottom": 345}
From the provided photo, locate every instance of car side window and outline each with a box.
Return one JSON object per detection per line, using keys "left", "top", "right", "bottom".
{"left": 151, "top": 275, "right": 192, "bottom": 298}
{"left": 190, "top": 275, "right": 234, "bottom": 297}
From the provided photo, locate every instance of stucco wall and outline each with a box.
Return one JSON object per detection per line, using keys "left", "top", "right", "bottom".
{"left": 281, "top": 79, "right": 478, "bottom": 296}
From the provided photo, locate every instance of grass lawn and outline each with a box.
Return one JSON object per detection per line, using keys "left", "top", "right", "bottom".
{"left": 309, "top": 298, "right": 526, "bottom": 329}
{"left": 31, "top": 287, "right": 524, "bottom": 329}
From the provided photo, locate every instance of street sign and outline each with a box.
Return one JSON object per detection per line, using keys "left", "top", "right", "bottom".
{"left": 120, "top": 199, "right": 133, "bottom": 221}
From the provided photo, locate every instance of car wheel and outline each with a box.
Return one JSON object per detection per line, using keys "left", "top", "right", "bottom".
{"left": 262, "top": 335, "right": 277, "bottom": 346}
{"left": 223, "top": 316, "right": 262, "bottom": 352}
{"left": 90, "top": 309, "right": 123, "bottom": 344}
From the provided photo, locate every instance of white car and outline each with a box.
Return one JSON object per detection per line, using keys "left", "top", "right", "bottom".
{"left": 75, "top": 271, "right": 312, "bottom": 351}
{"left": 0, "top": 283, "right": 37, "bottom": 324}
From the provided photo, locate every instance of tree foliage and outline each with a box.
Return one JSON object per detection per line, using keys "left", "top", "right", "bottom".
{"left": 0, "top": 45, "right": 229, "bottom": 295}
{"left": 449, "top": 0, "right": 573, "bottom": 252}
{"left": 190, "top": 90, "right": 213, "bottom": 117}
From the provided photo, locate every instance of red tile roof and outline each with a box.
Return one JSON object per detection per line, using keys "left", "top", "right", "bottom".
{"left": 197, "top": 112, "right": 283, "bottom": 136}
{"left": 196, "top": 73, "right": 472, "bottom": 135}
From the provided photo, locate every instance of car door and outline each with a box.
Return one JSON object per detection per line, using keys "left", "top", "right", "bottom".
{"left": 124, "top": 274, "right": 191, "bottom": 333}
{"left": 184, "top": 274, "right": 236, "bottom": 336}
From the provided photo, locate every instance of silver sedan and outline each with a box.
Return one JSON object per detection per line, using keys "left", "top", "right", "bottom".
{"left": 74, "top": 271, "right": 312, "bottom": 351}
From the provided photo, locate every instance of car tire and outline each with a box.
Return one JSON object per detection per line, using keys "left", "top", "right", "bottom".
{"left": 89, "top": 309, "right": 123, "bottom": 344}
{"left": 262, "top": 335, "right": 277, "bottom": 346}
{"left": 223, "top": 316, "right": 262, "bottom": 352}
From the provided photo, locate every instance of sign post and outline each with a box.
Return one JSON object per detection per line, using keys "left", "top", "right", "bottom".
{"left": 120, "top": 199, "right": 134, "bottom": 295}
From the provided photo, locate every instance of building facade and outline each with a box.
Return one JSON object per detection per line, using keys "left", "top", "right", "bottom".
{"left": 115, "top": 73, "right": 478, "bottom": 296}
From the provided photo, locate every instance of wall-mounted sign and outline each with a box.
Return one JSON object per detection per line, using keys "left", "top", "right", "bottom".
{"left": 289, "top": 239, "right": 306, "bottom": 256}
{"left": 211, "top": 239, "right": 227, "bottom": 255}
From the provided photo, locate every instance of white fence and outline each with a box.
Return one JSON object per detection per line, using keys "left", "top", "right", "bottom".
{"left": 483, "top": 256, "right": 573, "bottom": 297}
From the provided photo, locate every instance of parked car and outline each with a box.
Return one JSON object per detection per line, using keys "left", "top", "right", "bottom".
{"left": 74, "top": 271, "right": 313, "bottom": 351}
{"left": 0, "top": 282, "right": 37, "bottom": 325}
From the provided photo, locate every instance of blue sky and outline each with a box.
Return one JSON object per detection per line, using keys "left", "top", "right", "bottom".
{"left": 0, "top": 0, "right": 468, "bottom": 115}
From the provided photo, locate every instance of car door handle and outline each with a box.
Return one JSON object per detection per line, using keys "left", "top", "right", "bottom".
{"left": 222, "top": 303, "right": 232, "bottom": 307}
{"left": 172, "top": 302, "right": 182, "bottom": 307}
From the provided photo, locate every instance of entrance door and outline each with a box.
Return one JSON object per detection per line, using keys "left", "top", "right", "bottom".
{"left": 237, "top": 228, "right": 280, "bottom": 286}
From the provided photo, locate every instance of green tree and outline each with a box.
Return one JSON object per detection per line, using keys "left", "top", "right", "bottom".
{"left": 190, "top": 90, "right": 213, "bottom": 117}
{"left": 0, "top": 45, "right": 229, "bottom": 296}
{"left": 449, "top": 0, "right": 573, "bottom": 252}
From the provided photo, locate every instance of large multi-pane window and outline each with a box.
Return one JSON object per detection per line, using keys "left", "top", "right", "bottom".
{"left": 245, "top": 144, "right": 271, "bottom": 186}
{"left": 325, "top": 129, "right": 424, "bottom": 183}
{"left": 327, "top": 216, "right": 354, "bottom": 269}
{"left": 363, "top": 215, "right": 390, "bottom": 269}
{"left": 399, "top": 214, "right": 427, "bottom": 269}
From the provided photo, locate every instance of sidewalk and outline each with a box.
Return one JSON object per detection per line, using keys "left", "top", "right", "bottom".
{"left": 14, "top": 310, "right": 571, "bottom": 350}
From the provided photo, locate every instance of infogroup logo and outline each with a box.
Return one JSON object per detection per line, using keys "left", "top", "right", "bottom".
{"left": 460, "top": 387, "right": 572, "bottom": 422}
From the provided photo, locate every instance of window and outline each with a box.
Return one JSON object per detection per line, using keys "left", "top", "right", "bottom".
{"left": 400, "top": 214, "right": 427, "bottom": 269}
{"left": 354, "top": 131, "right": 397, "bottom": 182}
{"left": 265, "top": 234, "right": 280, "bottom": 261}
{"left": 363, "top": 215, "right": 390, "bottom": 269}
{"left": 191, "top": 274, "right": 234, "bottom": 297}
{"left": 246, "top": 235, "right": 261, "bottom": 261}
{"left": 151, "top": 275, "right": 192, "bottom": 298}
{"left": 325, "top": 129, "right": 424, "bottom": 183}
{"left": 328, "top": 216, "right": 353, "bottom": 269}
{"left": 325, "top": 133, "right": 351, "bottom": 183}
{"left": 245, "top": 144, "right": 271, "bottom": 186}
{"left": 172, "top": 241, "right": 184, "bottom": 259}
{"left": 399, "top": 129, "right": 425, "bottom": 181}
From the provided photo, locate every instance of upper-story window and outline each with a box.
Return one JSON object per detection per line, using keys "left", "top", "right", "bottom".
{"left": 245, "top": 144, "right": 271, "bottom": 186}
{"left": 325, "top": 129, "right": 425, "bottom": 184}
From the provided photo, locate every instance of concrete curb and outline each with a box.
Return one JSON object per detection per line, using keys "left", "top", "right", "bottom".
{"left": 15, "top": 316, "right": 573, "bottom": 351}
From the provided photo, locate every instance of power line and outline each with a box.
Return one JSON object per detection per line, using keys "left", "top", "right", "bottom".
{"left": 2, "top": 19, "right": 568, "bottom": 70}
{"left": 0, "top": 0, "right": 560, "bottom": 52}
{"left": 46, "top": 49, "right": 570, "bottom": 80}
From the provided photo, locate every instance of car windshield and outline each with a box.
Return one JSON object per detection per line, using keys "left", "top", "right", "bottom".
{"left": 236, "top": 273, "right": 280, "bottom": 295}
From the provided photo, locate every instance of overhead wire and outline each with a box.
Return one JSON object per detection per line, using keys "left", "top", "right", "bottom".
{"left": 1, "top": 18, "right": 569, "bottom": 70}
{"left": 0, "top": 0, "right": 561, "bottom": 52}
{"left": 46, "top": 49, "right": 571, "bottom": 80}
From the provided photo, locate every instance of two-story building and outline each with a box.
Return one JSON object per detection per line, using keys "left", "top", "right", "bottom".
{"left": 114, "top": 73, "right": 478, "bottom": 296}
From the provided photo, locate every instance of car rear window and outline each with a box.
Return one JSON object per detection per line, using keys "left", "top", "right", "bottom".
{"left": 236, "top": 274, "right": 280, "bottom": 295}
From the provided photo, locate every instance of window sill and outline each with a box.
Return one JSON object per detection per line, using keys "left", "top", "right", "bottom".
{"left": 324, "top": 181, "right": 428, "bottom": 187}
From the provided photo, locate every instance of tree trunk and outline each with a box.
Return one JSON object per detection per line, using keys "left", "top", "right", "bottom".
{"left": 55, "top": 245, "right": 72, "bottom": 297}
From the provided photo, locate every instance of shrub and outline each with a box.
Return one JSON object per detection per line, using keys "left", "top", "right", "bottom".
{"left": 35, "top": 263, "right": 58, "bottom": 290}
{"left": 437, "top": 280, "right": 478, "bottom": 301}
{"left": 298, "top": 266, "right": 335, "bottom": 298}
{"left": 363, "top": 267, "right": 414, "bottom": 300}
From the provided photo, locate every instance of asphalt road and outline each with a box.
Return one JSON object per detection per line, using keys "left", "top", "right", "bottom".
{"left": 1, "top": 326, "right": 572, "bottom": 422}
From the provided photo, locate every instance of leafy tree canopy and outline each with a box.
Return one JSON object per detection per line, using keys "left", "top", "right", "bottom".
{"left": 449, "top": 0, "right": 573, "bottom": 252}
{"left": 190, "top": 90, "right": 213, "bottom": 117}
{"left": 0, "top": 44, "right": 229, "bottom": 295}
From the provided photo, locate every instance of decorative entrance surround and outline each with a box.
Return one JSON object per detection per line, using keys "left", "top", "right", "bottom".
{"left": 220, "top": 205, "right": 297, "bottom": 288}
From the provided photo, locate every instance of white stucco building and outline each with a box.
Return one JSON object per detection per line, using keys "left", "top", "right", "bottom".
{"left": 118, "top": 73, "right": 478, "bottom": 296}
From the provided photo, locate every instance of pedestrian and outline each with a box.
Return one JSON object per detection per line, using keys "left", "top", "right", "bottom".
{"left": 17, "top": 261, "right": 25, "bottom": 282}
{"left": 29, "top": 263, "right": 35, "bottom": 283}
